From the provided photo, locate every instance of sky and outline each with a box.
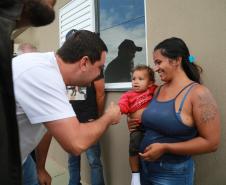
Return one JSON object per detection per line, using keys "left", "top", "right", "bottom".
{"left": 100, "top": 0, "right": 144, "bottom": 30}
{"left": 99, "top": 0, "right": 147, "bottom": 68}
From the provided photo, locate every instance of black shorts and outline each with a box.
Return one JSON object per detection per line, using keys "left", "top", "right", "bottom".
{"left": 129, "top": 130, "right": 144, "bottom": 156}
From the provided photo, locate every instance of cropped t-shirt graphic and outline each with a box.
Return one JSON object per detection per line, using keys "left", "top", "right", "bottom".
{"left": 67, "top": 86, "right": 87, "bottom": 101}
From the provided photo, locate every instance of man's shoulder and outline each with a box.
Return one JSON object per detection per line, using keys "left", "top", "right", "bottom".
{"left": 14, "top": 52, "right": 54, "bottom": 61}
{"left": 13, "top": 52, "right": 56, "bottom": 78}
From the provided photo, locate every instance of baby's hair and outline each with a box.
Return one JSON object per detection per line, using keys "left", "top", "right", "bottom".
{"left": 132, "top": 64, "right": 155, "bottom": 82}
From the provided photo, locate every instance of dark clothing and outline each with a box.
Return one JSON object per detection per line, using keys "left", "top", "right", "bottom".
{"left": 104, "top": 57, "right": 133, "bottom": 83}
{"left": 70, "top": 71, "right": 104, "bottom": 122}
{"left": 68, "top": 71, "right": 105, "bottom": 185}
{"left": 70, "top": 83, "right": 99, "bottom": 122}
{"left": 0, "top": 1, "right": 23, "bottom": 20}
{"left": 140, "top": 82, "right": 197, "bottom": 162}
{"left": 129, "top": 130, "right": 144, "bottom": 156}
{"left": 0, "top": 1, "right": 23, "bottom": 184}
{"left": 30, "top": 150, "right": 36, "bottom": 162}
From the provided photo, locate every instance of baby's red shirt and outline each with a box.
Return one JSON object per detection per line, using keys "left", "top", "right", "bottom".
{"left": 118, "top": 85, "right": 158, "bottom": 114}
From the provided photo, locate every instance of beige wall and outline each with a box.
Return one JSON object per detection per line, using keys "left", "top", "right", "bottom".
{"left": 147, "top": 1, "right": 226, "bottom": 184}
{"left": 106, "top": 0, "right": 226, "bottom": 184}
{"left": 16, "top": 0, "right": 226, "bottom": 184}
{"left": 15, "top": 0, "right": 70, "bottom": 52}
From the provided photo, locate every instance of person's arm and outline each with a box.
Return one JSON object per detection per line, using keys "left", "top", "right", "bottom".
{"left": 36, "top": 131, "right": 52, "bottom": 185}
{"left": 94, "top": 78, "right": 105, "bottom": 117}
{"left": 45, "top": 102, "right": 121, "bottom": 156}
{"left": 14, "top": 67, "right": 120, "bottom": 156}
{"left": 139, "top": 85, "right": 221, "bottom": 161}
{"left": 127, "top": 117, "right": 141, "bottom": 132}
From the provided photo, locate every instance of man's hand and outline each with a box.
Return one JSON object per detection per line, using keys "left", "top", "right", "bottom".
{"left": 37, "top": 168, "right": 52, "bottom": 185}
{"left": 35, "top": 132, "right": 52, "bottom": 185}
{"left": 105, "top": 102, "right": 121, "bottom": 124}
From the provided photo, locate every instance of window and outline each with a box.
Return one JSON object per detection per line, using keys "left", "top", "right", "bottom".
{"left": 59, "top": 0, "right": 147, "bottom": 91}
{"left": 99, "top": 0, "right": 147, "bottom": 91}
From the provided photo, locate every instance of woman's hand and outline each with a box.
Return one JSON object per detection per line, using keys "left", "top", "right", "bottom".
{"left": 127, "top": 117, "right": 141, "bottom": 132}
{"left": 139, "top": 143, "right": 167, "bottom": 161}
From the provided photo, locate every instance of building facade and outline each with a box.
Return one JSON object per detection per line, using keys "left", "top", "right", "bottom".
{"left": 15, "top": 0, "right": 226, "bottom": 184}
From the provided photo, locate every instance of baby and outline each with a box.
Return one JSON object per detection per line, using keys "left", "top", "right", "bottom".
{"left": 118, "top": 65, "right": 157, "bottom": 185}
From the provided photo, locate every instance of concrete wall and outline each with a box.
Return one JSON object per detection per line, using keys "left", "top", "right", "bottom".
{"left": 16, "top": 0, "right": 226, "bottom": 184}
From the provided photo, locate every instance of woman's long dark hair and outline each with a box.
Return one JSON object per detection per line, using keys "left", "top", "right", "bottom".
{"left": 154, "top": 37, "right": 202, "bottom": 84}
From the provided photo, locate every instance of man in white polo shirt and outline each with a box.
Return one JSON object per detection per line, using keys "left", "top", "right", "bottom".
{"left": 13, "top": 30, "right": 121, "bottom": 185}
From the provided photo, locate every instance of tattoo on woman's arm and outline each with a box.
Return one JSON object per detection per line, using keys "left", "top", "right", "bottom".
{"left": 198, "top": 94, "right": 217, "bottom": 124}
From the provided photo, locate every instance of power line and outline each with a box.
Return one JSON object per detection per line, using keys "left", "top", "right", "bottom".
{"left": 100, "top": 15, "right": 144, "bottom": 32}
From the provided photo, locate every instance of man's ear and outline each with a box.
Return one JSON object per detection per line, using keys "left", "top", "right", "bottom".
{"left": 79, "top": 56, "right": 89, "bottom": 71}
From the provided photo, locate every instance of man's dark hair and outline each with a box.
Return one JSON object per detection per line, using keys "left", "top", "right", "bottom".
{"left": 57, "top": 30, "right": 108, "bottom": 64}
{"left": 132, "top": 64, "right": 155, "bottom": 82}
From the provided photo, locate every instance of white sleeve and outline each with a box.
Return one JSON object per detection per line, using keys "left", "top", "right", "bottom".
{"left": 14, "top": 66, "right": 76, "bottom": 124}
